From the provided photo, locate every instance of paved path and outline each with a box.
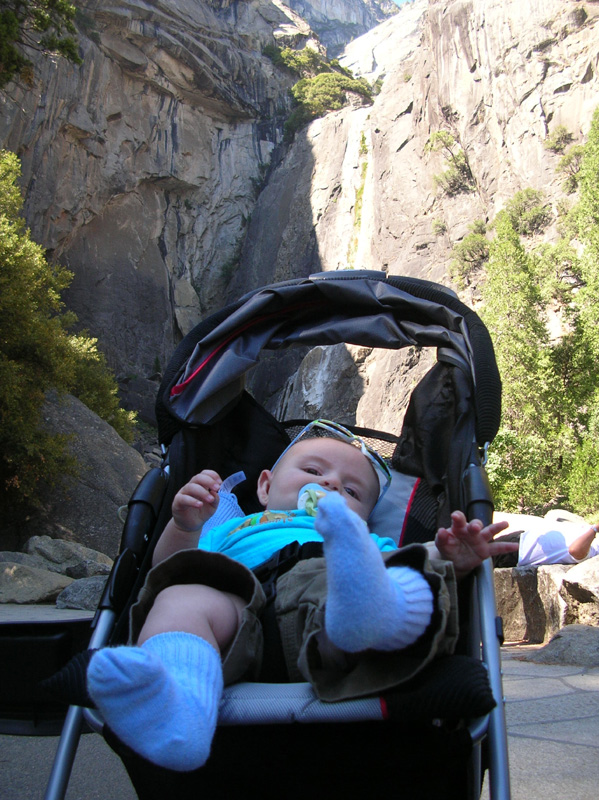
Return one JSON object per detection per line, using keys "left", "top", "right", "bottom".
{"left": 481, "top": 644, "right": 599, "bottom": 800}
{"left": 1, "top": 644, "right": 598, "bottom": 799}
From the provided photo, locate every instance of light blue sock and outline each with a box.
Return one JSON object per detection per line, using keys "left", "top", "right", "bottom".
{"left": 87, "top": 632, "right": 223, "bottom": 771}
{"left": 315, "top": 492, "right": 434, "bottom": 653}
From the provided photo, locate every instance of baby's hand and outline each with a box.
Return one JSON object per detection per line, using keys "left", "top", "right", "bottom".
{"left": 435, "top": 511, "right": 516, "bottom": 579}
{"left": 171, "top": 470, "right": 222, "bottom": 533}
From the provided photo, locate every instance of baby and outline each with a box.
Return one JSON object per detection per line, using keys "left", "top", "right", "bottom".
{"left": 87, "top": 421, "right": 514, "bottom": 771}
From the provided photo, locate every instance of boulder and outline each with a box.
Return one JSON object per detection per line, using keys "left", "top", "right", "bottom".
{"left": 0, "top": 563, "right": 73, "bottom": 604}
{"left": 0, "top": 535, "right": 113, "bottom": 608}
{"left": 494, "top": 557, "right": 599, "bottom": 644}
{"left": 24, "top": 535, "right": 113, "bottom": 577}
{"left": 1, "top": 392, "right": 148, "bottom": 558}
{"left": 560, "top": 557, "right": 599, "bottom": 628}
{"left": 56, "top": 576, "right": 109, "bottom": 611}
{"left": 518, "top": 624, "right": 599, "bottom": 667}
{"left": 0, "top": 551, "right": 61, "bottom": 574}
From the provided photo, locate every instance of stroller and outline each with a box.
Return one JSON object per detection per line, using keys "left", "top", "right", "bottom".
{"left": 36, "top": 270, "right": 508, "bottom": 798}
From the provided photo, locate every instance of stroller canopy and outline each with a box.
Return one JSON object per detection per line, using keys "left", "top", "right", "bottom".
{"left": 158, "top": 271, "right": 500, "bottom": 443}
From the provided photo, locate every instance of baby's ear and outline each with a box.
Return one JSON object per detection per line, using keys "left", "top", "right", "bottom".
{"left": 256, "top": 470, "right": 272, "bottom": 508}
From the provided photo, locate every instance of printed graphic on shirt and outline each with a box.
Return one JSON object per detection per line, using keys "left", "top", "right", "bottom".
{"left": 227, "top": 510, "right": 296, "bottom": 536}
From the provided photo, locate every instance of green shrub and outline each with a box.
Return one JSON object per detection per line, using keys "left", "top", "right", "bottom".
{"left": 279, "top": 47, "right": 328, "bottom": 77}
{"left": 262, "top": 43, "right": 283, "bottom": 65}
{"left": 544, "top": 125, "right": 573, "bottom": 154}
{"left": 285, "top": 72, "right": 373, "bottom": 140}
{"left": 433, "top": 154, "right": 474, "bottom": 195}
{"left": 0, "top": 150, "right": 136, "bottom": 514}
{"left": 0, "top": 0, "right": 81, "bottom": 86}
{"left": 67, "top": 334, "right": 137, "bottom": 441}
{"left": 426, "top": 131, "right": 475, "bottom": 196}
{"left": 359, "top": 132, "right": 368, "bottom": 156}
{"left": 568, "top": 433, "right": 599, "bottom": 517}
{"left": 450, "top": 221, "right": 489, "bottom": 283}
{"left": 373, "top": 76, "right": 384, "bottom": 95}
{"left": 503, "top": 188, "right": 552, "bottom": 235}
{"left": 558, "top": 144, "right": 585, "bottom": 194}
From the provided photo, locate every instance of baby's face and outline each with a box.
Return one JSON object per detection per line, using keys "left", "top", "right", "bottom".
{"left": 257, "top": 438, "right": 379, "bottom": 520}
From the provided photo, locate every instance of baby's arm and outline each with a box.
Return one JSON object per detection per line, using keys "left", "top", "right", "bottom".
{"left": 435, "top": 511, "right": 516, "bottom": 579}
{"left": 152, "top": 470, "right": 222, "bottom": 566}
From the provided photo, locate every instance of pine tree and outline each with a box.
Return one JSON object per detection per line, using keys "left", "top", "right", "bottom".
{"left": 0, "top": 0, "right": 81, "bottom": 87}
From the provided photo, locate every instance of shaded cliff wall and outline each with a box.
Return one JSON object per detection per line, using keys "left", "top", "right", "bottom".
{"left": 237, "top": 0, "right": 599, "bottom": 431}
{"left": 0, "top": 0, "right": 308, "bottom": 418}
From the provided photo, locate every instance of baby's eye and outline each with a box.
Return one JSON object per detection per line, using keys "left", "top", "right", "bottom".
{"left": 303, "top": 467, "right": 320, "bottom": 476}
{"left": 344, "top": 486, "right": 359, "bottom": 499}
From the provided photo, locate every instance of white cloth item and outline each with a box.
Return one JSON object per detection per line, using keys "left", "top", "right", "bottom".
{"left": 518, "top": 521, "right": 599, "bottom": 566}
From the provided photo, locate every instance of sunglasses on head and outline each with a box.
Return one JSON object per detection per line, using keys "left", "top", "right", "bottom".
{"left": 273, "top": 419, "right": 392, "bottom": 499}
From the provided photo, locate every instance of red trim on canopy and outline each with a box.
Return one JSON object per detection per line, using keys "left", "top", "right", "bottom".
{"left": 170, "top": 301, "right": 324, "bottom": 397}
{"left": 398, "top": 477, "right": 421, "bottom": 547}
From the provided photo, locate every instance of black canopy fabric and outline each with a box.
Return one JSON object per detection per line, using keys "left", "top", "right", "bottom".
{"left": 151, "top": 272, "right": 501, "bottom": 534}
{"left": 158, "top": 272, "right": 500, "bottom": 443}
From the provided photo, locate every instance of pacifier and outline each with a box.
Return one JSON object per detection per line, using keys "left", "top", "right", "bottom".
{"left": 297, "top": 483, "right": 330, "bottom": 517}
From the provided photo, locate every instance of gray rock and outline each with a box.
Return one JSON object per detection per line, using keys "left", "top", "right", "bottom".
{"left": 0, "top": 563, "right": 73, "bottom": 604}
{"left": 519, "top": 624, "right": 599, "bottom": 667}
{"left": 3, "top": 393, "right": 147, "bottom": 558}
{"left": 0, "top": 551, "right": 62, "bottom": 574}
{"left": 56, "top": 576, "right": 109, "bottom": 611}
{"left": 495, "top": 559, "right": 599, "bottom": 644}
{"left": 65, "top": 560, "right": 112, "bottom": 579}
{"left": 560, "top": 556, "right": 599, "bottom": 628}
{"left": 0, "top": 534, "right": 112, "bottom": 608}
{"left": 494, "top": 564, "right": 570, "bottom": 644}
{"left": 24, "top": 535, "right": 113, "bottom": 576}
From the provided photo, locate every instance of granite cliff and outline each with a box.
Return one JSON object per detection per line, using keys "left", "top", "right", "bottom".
{"left": 0, "top": 0, "right": 314, "bottom": 418}
{"left": 234, "top": 0, "right": 599, "bottom": 428}
{"left": 285, "top": 0, "right": 397, "bottom": 56}
{"left": 1, "top": 0, "right": 598, "bottom": 428}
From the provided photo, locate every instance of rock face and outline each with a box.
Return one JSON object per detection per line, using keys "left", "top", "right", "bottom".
{"left": 1, "top": 392, "right": 147, "bottom": 557}
{"left": 239, "top": 0, "right": 599, "bottom": 289}
{"left": 286, "top": 0, "right": 398, "bottom": 56}
{"left": 1, "top": 0, "right": 599, "bottom": 425}
{"left": 495, "top": 557, "right": 599, "bottom": 644}
{"left": 232, "top": 0, "right": 599, "bottom": 422}
{"left": 0, "top": 0, "right": 306, "bottom": 416}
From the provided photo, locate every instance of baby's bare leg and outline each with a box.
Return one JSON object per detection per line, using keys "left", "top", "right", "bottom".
{"left": 138, "top": 584, "right": 245, "bottom": 652}
{"left": 88, "top": 583, "right": 245, "bottom": 771}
